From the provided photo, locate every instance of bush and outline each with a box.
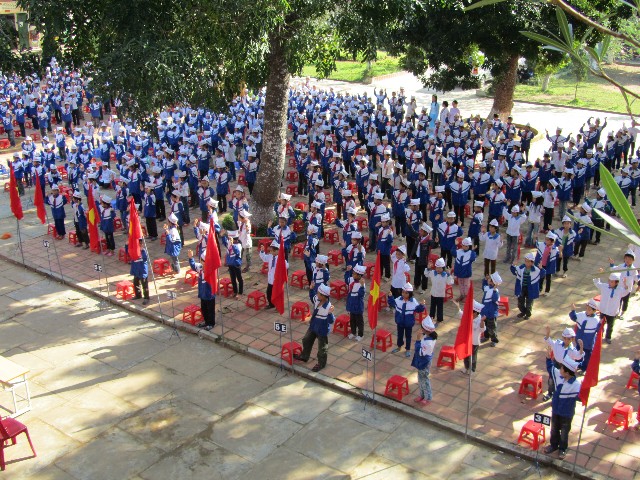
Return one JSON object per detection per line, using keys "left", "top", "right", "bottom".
{"left": 220, "top": 213, "right": 236, "bottom": 231}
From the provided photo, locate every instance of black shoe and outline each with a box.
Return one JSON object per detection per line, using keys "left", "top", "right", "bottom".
{"left": 524, "top": 314, "right": 531, "bottom": 319}
{"left": 311, "top": 364, "right": 324, "bottom": 372}
{"left": 142, "top": 298, "right": 149, "bottom": 305}
{"left": 543, "top": 445, "right": 557, "bottom": 455}
{"left": 558, "top": 450, "right": 567, "bottom": 460}
{"left": 517, "top": 313, "right": 526, "bottom": 318}
{"left": 265, "top": 305, "right": 274, "bottom": 309}
{"left": 542, "top": 393, "right": 551, "bottom": 401}
{"left": 204, "top": 325, "right": 213, "bottom": 331}
{"left": 196, "top": 322, "right": 206, "bottom": 328}
{"left": 293, "top": 354, "right": 308, "bottom": 363}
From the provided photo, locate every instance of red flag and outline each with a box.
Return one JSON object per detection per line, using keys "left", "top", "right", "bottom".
{"left": 86, "top": 185, "right": 101, "bottom": 253}
{"left": 271, "top": 235, "right": 287, "bottom": 314}
{"left": 127, "top": 197, "right": 143, "bottom": 261}
{"left": 8, "top": 162, "right": 23, "bottom": 220}
{"left": 367, "top": 251, "right": 381, "bottom": 330}
{"left": 33, "top": 171, "right": 46, "bottom": 224}
{"left": 454, "top": 282, "right": 474, "bottom": 360}
{"left": 203, "top": 219, "right": 221, "bottom": 293}
{"left": 579, "top": 320, "right": 604, "bottom": 406}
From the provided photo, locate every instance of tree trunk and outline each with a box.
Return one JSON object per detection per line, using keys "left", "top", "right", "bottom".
{"left": 541, "top": 74, "right": 551, "bottom": 92}
{"left": 488, "top": 54, "right": 519, "bottom": 121}
{"left": 249, "top": 32, "right": 291, "bottom": 227}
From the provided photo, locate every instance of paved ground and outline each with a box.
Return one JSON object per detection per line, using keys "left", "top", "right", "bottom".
{"left": 0, "top": 257, "right": 568, "bottom": 479}
{"left": 1, "top": 78, "right": 639, "bottom": 479}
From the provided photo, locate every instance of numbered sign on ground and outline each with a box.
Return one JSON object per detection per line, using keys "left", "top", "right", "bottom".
{"left": 166, "top": 291, "right": 177, "bottom": 299}
{"left": 533, "top": 413, "right": 551, "bottom": 426}
{"left": 274, "top": 322, "right": 287, "bottom": 333}
{"left": 362, "top": 348, "right": 373, "bottom": 362}
{"left": 93, "top": 263, "right": 102, "bottom": 272}
{"left": 42, "top": 240, "right": 50, "bottom": 248}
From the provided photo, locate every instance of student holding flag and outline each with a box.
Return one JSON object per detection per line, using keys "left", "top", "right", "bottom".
{"left": 187, "top": 249, "right": 216, "bottom": 330}
{"left": 71, "top": 191, "right": 90, "bottom": 249}
{"left": 293, "top": 284, "right": 335, "bottom": 372}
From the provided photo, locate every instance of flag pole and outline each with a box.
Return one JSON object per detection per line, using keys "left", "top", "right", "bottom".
{"left": 571, "top": 402, "right": 589, "bottom": 477}
{"left": 15, "top": 218, "right": 25, "bottom": 266}
{"left": 465, "top": 368, "right": 471, "bottom": 438}
{"left": 218, "top": 273, "right": 224, "bottom": 344}
{"left": 285, "top": 281, "right": 294, "bottom": 374}
{"left": 372, "top": 324, "right": 377, "bottom": 404}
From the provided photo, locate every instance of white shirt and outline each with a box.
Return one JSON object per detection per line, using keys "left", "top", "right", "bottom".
{"left": 424, "top": 270, "right": 454, "bottom": 297}
{"left": 479, "top": 232, "right": 503, "bottom": 260}
{"left": 390, "top": 253, "right": 411, "bottom": 288}
{"left": 593, "top": 279, "right": 626, "bottom": 316}
{"left": 259, "top": 251, "right": 288, "bottom": 284}
{"left": 502, "top": 211, "right": 528, "bottom": 237}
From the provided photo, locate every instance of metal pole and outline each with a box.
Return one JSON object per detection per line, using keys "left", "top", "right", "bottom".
{"left": 465, "top": 368, "right": 472, "bottom": 438}
{"left": 15, "top": 218, "right": 25, "bottom": 266}
{"left": 285, "top": 282, "right": 294, "bottom": 373}
{"left": 571, "top": 403, "right": 588, "bottom": 477}
{"left": 218, "top": 275, "right": 224, "bottom": 344}
{"left": 372, "top": 325, "right": 377, "bottom": 404}
{"left": 140, "top": 235, "right": 166, "bottom": 322}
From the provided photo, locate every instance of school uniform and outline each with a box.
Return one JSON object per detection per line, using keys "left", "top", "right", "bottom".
{"left": 593, "top": 278, "right": 628, "bottom": 342}
{"left": 99, "top": 205, "right": 116, "bottom": 251}
{"left": 297, "top": 290, "right": 335, "bottom": 369}
{"left": 569, "top": 310, "right": 600, "bottom": 370}
{"left": 389, "top": 253, "right": 411, "bottom": 297}
{"left": 510, "top": 263, "right": 545, "bottom": 318}
{"left": 388, "top": 295, "right": 426, "bottom": 353}
{"left": 480, "top": 279, "right": 500, "bottom": 344}
{"left": 479, "top": 231, "right": 502, "bottom": 275}
{"left": 376, "top": 226, "right": 394, "bottom": 278}
{"left": 345, "top": 278, "right": 365, "bottom": 338}
{"left": 222, "top": 236, "right": 243, "bottom": 295}
{"left": 437, "top": 221, "right": 463, "bottom": 268}
{"left": 553, "top": 227, "right": 576, "bottom": 274}
{"left": 464, "top": 313, "right": 485, "bottom": 372}
{"left": 130, "top": 249, "right": 150, "bottom": 300}
{"left": 72, "top": 201, "right": 90, "bottom": 246}
{"left": 424, "top": 269, "right": 454, "bottom": 323}
{"left": 259, "top": 250, "right": 289, "bottom": 307}
{"left": 412, "top": 334, "right": 436, "bottom": 401}
{"left": 46, "top": 193, "right": 68, "bottom": 236}
{"left": 535, "top": 241, "right": 559, "bottom": 293}
{"left": 143, "top": 192, "right": 158, "bottom": 239}
{"left": 164, "top": 225, "right": 182, "bottom": 273}
{"left": 188, "top": 257, "right": 216, "bottom": 327}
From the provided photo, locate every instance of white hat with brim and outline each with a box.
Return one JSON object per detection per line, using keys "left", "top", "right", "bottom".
{"left": 318, "top": 284, "right": 331, "bottom": 297}
{"left": 562, "top": 327, "right": 576, "bottom": 338}
{"left": 490, "top": 272, "right": 502, "bottom": 285}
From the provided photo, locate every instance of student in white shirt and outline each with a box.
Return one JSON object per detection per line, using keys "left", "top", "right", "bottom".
{"left": 479, "top": 219, "right": 503, "bottom": 276}
{"left": 390, "top": 245, "right": 411, "bottom": 298}
{"left": 502, "top": 204, "right": 527, "bottom": 264}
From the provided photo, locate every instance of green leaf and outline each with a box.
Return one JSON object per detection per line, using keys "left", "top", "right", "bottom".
{"left": 463, "top": 0, "right": 508, "bottom": 12}
{"left": 556, "top": 7, "right": 573, "bottom": 45}
{"left": 521, "top": 31, "right": 572, "bottom": 54}
{"left": 599, "top": 163, "right": 640, "bottom": 238}
{"left": 566, "top": 213, "right": 621, "bottom": 241}
{"left": 595, "top": 208, "right": 640, "bottom": 246}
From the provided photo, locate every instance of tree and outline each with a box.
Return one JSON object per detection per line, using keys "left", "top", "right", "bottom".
{"left": 0, "top": 16, "right": 41, "bottom": 75}
{"left": 532, "top": 49, "right": 568, "bottom": 92}
{"left": 21, "top": 0, "right": 401, "bottom": 225}
{"left": 467, "top": 0, "right": 635, "bottom": 118}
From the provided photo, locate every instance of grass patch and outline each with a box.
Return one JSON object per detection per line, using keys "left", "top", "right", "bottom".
{"left": 301, "top": 51, "right": 402, "bottom": 83}
{"left": 514, "top": 68, "right": 640, "bottom": 115}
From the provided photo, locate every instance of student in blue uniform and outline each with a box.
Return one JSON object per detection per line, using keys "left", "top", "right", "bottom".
{"left": 71, "top": 191, "right": 90, "bottom": 249}
{"left": 412, "top": 315, "right": 437, "bottom": 406}
{"left": 164, "top": 213, "right": 182, "bottom": 273}
{"left": 453, "top": 237, "right": 477, "bottom": 302}
{"left": 129, "top": 241, "right": 150, "bottom": 305}
{"left": 346, "top": 264, "right": 366, "bottom": 341}
{"left": 46, "top": 184, "right": 68, "bottom": 239}
{"left": 569, "top": 298, "right": 601, "bottom": 371}
{"left": 293, "top": 284, "right": 335, "bottom": 372}
{"left": 221, "top": 229, "right": 243, "bottom": 298}
{"left": 187, "top": 249, "right": 216, "bottom": 331}
{"left": 99, "top": 194, "right": 116, "bottom": 255}
{"left": 389, "top": 282, "right": 427, "bottom": 357}
{"left": 535, "top": 232, "right": 560, "bottom": 296}
{"left": 143, "top": 182, "right": 158, "bottom": 240}
{"left": 511, "top": 252, "right": 545, "bottom": 319}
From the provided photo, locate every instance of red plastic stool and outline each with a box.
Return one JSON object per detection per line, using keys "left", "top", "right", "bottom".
{"left": 246, "top": 291, "right": 267, "bottom": 310}
{"left": 607, "top": 401, "right": 634, "bottom": 430}
{"left": 286, "top": 170, "right": 298, "bottom": 182}
{"left": 364, "top": 262, "right": 375, "bottom": 279}
{"left": 238, "top": 173, "right": 247, "bottom": 186}
{"left": 626, "top": 370, "right": 640, "bottom": 390}
{"left": 290, "top": 301, "right": 311, "bottom": 321}
{"left": 47, "top": 224, "right": 56, "bottom": 236}
{"left": 114, "top": 217, "right": 123, "bottom": 230}
{"left": 290, "top": 270, "right": 308, "bottom": 289}
{"left": 115, "top": 280, "right": 135, "bottom": 300}
{"left": 219, "top": 277, "right": 233, "bottom": 297}
{"left": 101, "top": 238, "right": 108, "bottom": 251}
{"left": 324, "top": 210, "right": 336, "bottom": 223}
{"left": 292, "top": 219, "right": 305, "bottom": 234}
{"left": 444, "top": 284, "right": 454, "bottom": 302}
{"left": 498, "top": 296, "right": 510, "bottom": 316}
{"left": 288, "top": 156, "right": 296, "bottom": 167}
{"left": 118, "top": 248, "right": 131, "bottom": 263}
{"left": 260, "top": 261, "right": 269, "bottom": 275}
{"left": 31, "top": 132, "right": 41, "bottom": 141}
{"left": 347, "top": 181, "right": 357, "bottom": 192}
{"left": 295, "top": 201, "right": 307, "bottom": 212}
{"left": 281, "top": 341, "right": 303, "bottom": 365}
{"left": 323, "top": 230, "right": 339, "bottom": 244}
{"left": 181, "top": 270, "right": 196, "bottom": 287}
{"left": 0, "top": 139, "right": 10, "bottom": 149}
{"left": 415, "top": 310, "right": 427, "bottom": 323}
{"left": 141, "top": 225, "right": 148, "bottom": 237}
{"left": 258, "top": 238, "right": 272, "bottom": 251}
{"left": 332, "top": 314, "right": 350, "bottom": 337}
{"left": 385, "top": 375, "right": 409, "bottom": 401}
{"left": 329, "top": 280, "right": 348, "bottom": 300}
{"left": 378, "top": 293, "right": 388, "bottom": 312}
{"left": 68, "top": 232, "right": 78, "bottom": 245}
{"left": 428, "top": 253, "right": 439, "bottom": 268}
{"left": 153, "top": 258, "right": 172, "bottom": 276}
{"left": 327, "top": 250, "right": 343, "bottom": 266}
{"left": 181, "top": 304, "right": 203, "bottom": 325}
{"left": 437, "top": 345, "right": 457, "bottom": 369}
{"left": 517, "top": 420, "right": 546, "bottom": 450}
{"left": 160, "top": 232, "right": 167, "bottom": 245}
{"left": 356, "top": 217, "right": 368, "bottom": 230}
{"left": 363, "top": 236, "right": 370, "bottom": 250}
{"left": 285, "top": 184, "right": 297, "bottom": 196}
{"left": 370, "top": 329, "right": 393, "bottom": 352}
{"left": 464, "top": 204, "right": 471, "bottom": 218}
{"left": 291, "top": 242, "right": 305, "bottom": 259}
{"left": 519, "top": 372, "right": 543, "bottom": 399}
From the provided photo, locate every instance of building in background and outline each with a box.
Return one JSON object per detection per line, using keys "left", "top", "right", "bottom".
{"left": 0, "top": 0, "right": 40, "bottom": 52}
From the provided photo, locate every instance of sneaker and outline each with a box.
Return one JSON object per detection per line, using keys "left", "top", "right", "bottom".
{"left": 558, "top": 450, "right": 567, "bottom": 460}
{"left": 461, "top": 368, "right": 470, "bottom": 375}
{"left": 293, "top": 354, "right": 308, "bottom": 363}
{"left": 561, "top": 273, "right": 567, "bottom": 278}
{"left": 75, "top": 243, "right": 83, "bottom": 248}
{"left": 311, "top": 364, "right": 324, "bottom": 372}
{"left": 204, "top": 325, "right": 213, "bottom": 331}
{"left": 419, "top": 399, "right": 430, "bottom": 406}
{"left": 517, "top": 313, "right": 526, "bottom": 318}
{"left": 541, "top": 292, "right": 548, "bottom": 297}
{"left": 605, "top": 338, "right": 612, "bottom": 344}
{"left": 348, "top": 334, "right": 355, "bottom": 340}
{"left": 414, "top": 396, "right": 424, "bottom": 403}
{"left": 405, "top": 350, "right": 411, "bottom": 358}
{"left": 142, "top": 298, "right": 149, "bottom": 305}
{"left": 355, "top": 336, "right": 362, "bottom": 342}
{"left": 543, "top": 445, "right": 558, "bottom": 455}
{"left": 542, "top": 394, "right": 551, "bottom": 401}
{"left": 490, "top": 342, "right": 497, "bottom": 347}
{"left": 391, "top": 347, "right": 401, "bottom": 353}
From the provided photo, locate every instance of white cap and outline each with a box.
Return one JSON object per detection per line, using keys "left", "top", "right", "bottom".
{"left": 587, "top": 298, "right": 600, "bottom": 310}
{"left": 420, "top": 223, "right": 433, "bottom": 233}
{"left": 168, "top": 213, "right": 179, "bottom": 223}
{"left": 315, "top": 179, "right": 324, "bottom": 187}
{"left": 410, "top": 199, "right": 420, "bottom": 206}
{"left": 473, "top": 301, "right": 484, "bottom": 312}
{"left": 549, "top": 179, "right": 558, "bottom": 187}
{"left": 546, "top": 232, "right": 557, "bottom": 240}
{"left": 234, "top": 185, "right": 244, "bottom": 193}
{"left": 316, "top": 254, "right": 329, "bottom": 264}
{"left": 489, "top": 219, "right": 499, "bottom": 227}
{"left": 318, "top": 284, "right": 331, "bottom": 297}
{"left": 581, "top": 203, "right": 592, "bottom": 213}
{"left": 511, "top": 205, "right": 520, "bottom": 213}
{"left": 239, "top": 210, "right": 252, "bottom": 218}
{"left": 353, "top": 265, "right": 366, "bottom": 275}
{"left": 435, "top": 258, "right": 446, "bottom": 268}
{"left": 435, "top": 186, "right": 445, "bottom": 193}
{"left": 562, "top": 215, "right": 572, "bottom": 223}
{"left": 171, "top": 190, "right": 182, "bottom": 197}
{"left": 562, "top": 327, "right": 576, "bottom": 338}
{"left": 524, "top": 252, "right": 536, "bottom": 261}
{"left": 342, "top": 189, "right": 352, "bottom": 196}
{"left": 532, "top": 191, "right": 543, "bottom": 199}
{"left": 490, "top": 272, "right": 502, "bottom": 285}
{"left": 307, "top": 224, "right": 318, "bottom": 233}
{"left": 474, "top": 201, "right": 485, "bottom": 208}
{"left": 461, "top": 237, "right": 473, "bottom": 247}
{"left": 207, "top": 198, "right": 218, "bottom": 207}
{"left": 495, "top": 179, "right": 503, "bottom": 188}
{"left": 609, "top": 272, "right": 621, "bottom": 281}
{"left": 446, "top": 211, "right": 456, "bottom": 218}
{"left": 381, "top": 213, "right": 391, "bottom": 222}
{"left": 562, "top": 357, "right": 579, "bottom": 372}
{"left": 346, "top": 207, "right": 358, "bottom": 215}
{"left": 403, "top": 282, "right": 413, "bottom": 292}
{"left": 280, "top": 193, "right": 292, "bottom": 201}
{"left": 597, "top": 188, "right": 606, "bottom": 197}
{"left": 352, "top": 231, "right": 362, "bottom": 239}
{"left": 421, "top": 316, "right": 435, "bottom": 331}
{"left": 398, "top": 245, "right": 407, "bottom": 255}
{"left": 374, "top": 192, "right": 384, "bottom": 200}
{"left": 51, "top": 184, "right": 60, "bottom": 190}
{"left": 270, "top": 240, "right": 280, "bottom": 249}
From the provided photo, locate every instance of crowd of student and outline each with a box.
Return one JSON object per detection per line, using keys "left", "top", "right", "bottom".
{"left": 3, "top": 60, "right": 640, "bottom": 457}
